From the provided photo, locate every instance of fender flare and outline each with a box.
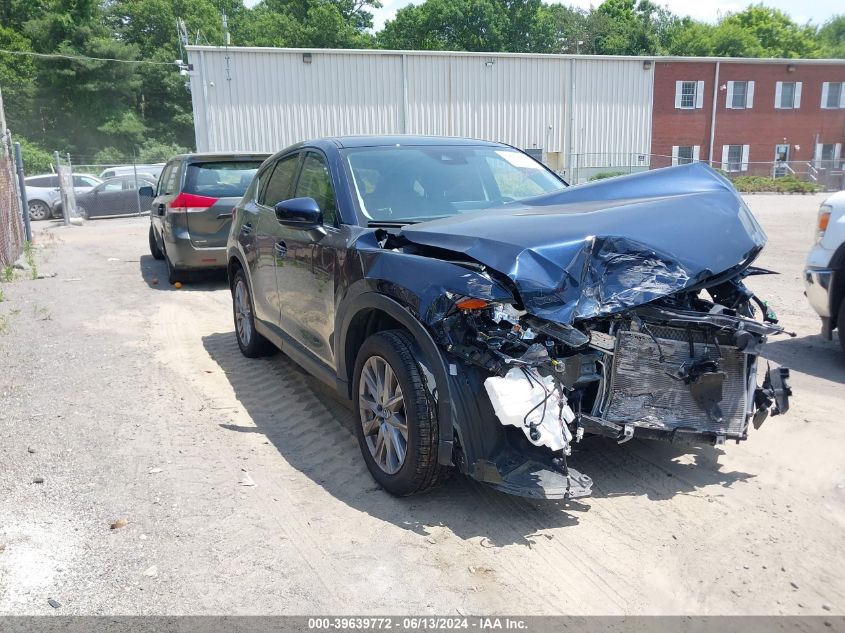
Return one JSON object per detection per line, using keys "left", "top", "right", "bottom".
{"left": 336, "top": 290, "right": 454, "bottom": 466}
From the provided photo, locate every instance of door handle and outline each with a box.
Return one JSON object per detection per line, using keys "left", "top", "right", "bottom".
{"left": 275, "top": 241, "right": 287, "bottom": 258}
{"left": 240, "top": 222, "right": 253, "bottom": 235}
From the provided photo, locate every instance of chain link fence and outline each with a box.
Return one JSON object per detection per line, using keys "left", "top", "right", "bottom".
{"left": 0, "top": 129, "right": 25, "bottom": 267}
{"left": 562, "top": 153, "right": 844, "bottom": 191}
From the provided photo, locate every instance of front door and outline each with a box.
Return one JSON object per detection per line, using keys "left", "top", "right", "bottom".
{"left": 774, "top": 144, "right": 790, "bottom": 176}
{"left": 276, "top": 150, "right": 340, "bottom": 368}
{"left": 252, "top": 153, "right": 301, "bottom": 328}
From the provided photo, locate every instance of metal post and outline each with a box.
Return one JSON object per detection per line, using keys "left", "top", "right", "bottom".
{"left": 13, "top": 142, "right": 32, "bottom": 242}
{"left": 132, "top": 152, "right": 141, "bottom": 216}
{"left": 55, "top": 151, "right": 69, "bottom": 226}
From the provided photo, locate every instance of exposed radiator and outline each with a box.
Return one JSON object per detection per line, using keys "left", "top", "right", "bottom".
{"left": 602, "top": 329, "right": 749, "bottom": 436}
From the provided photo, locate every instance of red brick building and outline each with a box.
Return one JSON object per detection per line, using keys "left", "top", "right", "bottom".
{"left": 651, "top": 59, "right": 845, "bottom": 176}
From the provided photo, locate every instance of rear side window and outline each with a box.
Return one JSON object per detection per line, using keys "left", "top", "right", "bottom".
{"left": 183, "top": 161, "right": 262, "bottom": 198}
{"left": 27, "top": 176, "right": 58, "bottom": 187}
{"left": 158, "top": 163, "right": 179, "bottom": 196}
{"left": 259, "top": 154, "right": 299, "bottom": 207}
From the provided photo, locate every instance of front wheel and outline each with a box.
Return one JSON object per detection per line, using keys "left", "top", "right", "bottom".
{"left": 353, "top": 330, "right": 445, "bottom": 496}
{"left": 28, "top": 201, "right": 51, "bottom": 221}
{"left": 148, "top": 226, "right": 164, "bottom": 260}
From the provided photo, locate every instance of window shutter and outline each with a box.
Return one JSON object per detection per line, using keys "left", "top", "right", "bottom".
{"left": 774, "top": 82, "right": 782, "bottom": 108}
{"left": 741, "top": 145, "right": 750, "bottom": 171}
{"left": 814, "top": 143, "right": 822, "bottom": 162}
{"left": 675, "top": 81, "right": 683, "bottom": 109}
{"left": 696, "top": 81, "right": 704, "bottom": 108}
{"left": 671, "top": 146, "right": 679, "bottom": 166}
{"left": 836, "top": 143, "right": 842, "bottom": 161}
{"left": 821, "top": 83, "right": 829, "bottom": 108}
{"left": 794, "top": 82, "right": 802, "bottom": 108}
{"left": 746, "top": 81, "right": 754, "bottom": 109}
{"left": 721, "top": 145, "right": 730, "bottom": 169}
{"left": 726, "top": 81, "right": 734, "bottom": 108}
{"left": 840, "top": 85, "right": 845, "bottom": 108}
{"left": 693, "top": 146, "right": 700, "bottom": 162}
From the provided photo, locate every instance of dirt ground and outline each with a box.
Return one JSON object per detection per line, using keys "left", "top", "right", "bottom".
{"left": 0, "top": 193, "right": 843, "bottom": 616}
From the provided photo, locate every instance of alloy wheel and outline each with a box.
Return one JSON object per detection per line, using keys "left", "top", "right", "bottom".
{"left": 358, "top": 355, "right": 408, "bottom": 475}
{"left": 234, "top": 278, "right": 253, "bottom": 347}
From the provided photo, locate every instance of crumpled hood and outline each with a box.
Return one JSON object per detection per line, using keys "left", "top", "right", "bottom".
{"left": 399, "top": 162, "right": 767, "bottom": 324}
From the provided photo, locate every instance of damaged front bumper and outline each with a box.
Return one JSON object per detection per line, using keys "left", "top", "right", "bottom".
{"left": 433, "top": 291, "right": 791, "bottom": 501}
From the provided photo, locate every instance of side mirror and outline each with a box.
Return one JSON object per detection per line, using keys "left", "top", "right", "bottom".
{"left": 138, "top": 186, "right": 154, "bottom": 197}
{"left": 274, "top": 197, "right": 322, "bottom": 229}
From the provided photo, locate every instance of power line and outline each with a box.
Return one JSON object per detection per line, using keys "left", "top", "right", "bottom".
{"left": 0, "top": 48, "right": 179, "bottom": 66}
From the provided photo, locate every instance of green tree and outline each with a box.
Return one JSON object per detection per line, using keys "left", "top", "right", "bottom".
{"left": 720, "top": 4, "right": 819, "bottom": 58}
{"left": 818, "top": 15, "right": 845, "bottom": 58}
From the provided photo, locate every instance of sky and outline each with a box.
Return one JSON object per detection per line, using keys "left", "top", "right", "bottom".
{"left": 369, "top": 0, "right": 841, "bottom": 31}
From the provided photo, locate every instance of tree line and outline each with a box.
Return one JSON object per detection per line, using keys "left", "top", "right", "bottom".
{"left": 0, "top": 0, "right": 842, "bottom": 172}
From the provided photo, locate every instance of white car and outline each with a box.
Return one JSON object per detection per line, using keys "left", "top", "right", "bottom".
{"left": 99, "top": 164, "right": 164, "bottom": 181}
{"left": 24, "top": 173, "right": 102, "bottom": 220}
{"left": 804, "top": 190, "right": 845, "bottom": 352}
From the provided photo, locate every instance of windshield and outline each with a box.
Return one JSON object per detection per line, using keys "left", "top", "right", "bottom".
{"left": 184, "top": 161, "right": 262, "bottom": 198}
{"left": 344, "top": 146, "right": 566, "bottom": 223}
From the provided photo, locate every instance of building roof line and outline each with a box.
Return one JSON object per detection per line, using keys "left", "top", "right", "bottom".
{"left": 185, "top": 45, "right": 845, "bottom": 65}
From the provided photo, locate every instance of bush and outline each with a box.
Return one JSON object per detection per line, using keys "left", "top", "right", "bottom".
{"left": 731, "top": 174, "right": 821, "bottom": 194}
{"left": 16, "top": 137, "right": 53, "bottom": 174}
{"left": 589, "top": 171, "right": 626, "bottom": 181}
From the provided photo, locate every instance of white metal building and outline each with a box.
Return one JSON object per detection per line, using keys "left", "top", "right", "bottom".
{"left": 186, "top": 46, "right": 655, "bottom": 178}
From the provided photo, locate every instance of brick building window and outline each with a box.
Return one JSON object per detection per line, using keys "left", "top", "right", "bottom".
{"left": 775, "top": 82, "right": 802, "bottom": 109}
{"left": 816, "top": 143, "right": 842, "bottom": 167}
{"left": 674, "top": 80, "right": 704, "bottom": 109}
{"left": 721, "top": 144, "right": 749, "bottom": 172}
{"left": 726, "top": 81, "right": 755, "bottom": 109}
{"left": 672, "top": 145, "right": 699, "bottom": 165}
{"left": 821, "top": 82, "right": 844, "bottom": 109}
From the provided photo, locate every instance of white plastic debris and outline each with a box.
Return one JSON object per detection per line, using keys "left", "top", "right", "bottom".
{"left": 484, "top": 368, "right": 574, "bottom": 452}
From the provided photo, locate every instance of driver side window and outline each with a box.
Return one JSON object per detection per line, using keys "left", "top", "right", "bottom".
{"left": 294, "top": 152, "right": 337, "bottom": 227}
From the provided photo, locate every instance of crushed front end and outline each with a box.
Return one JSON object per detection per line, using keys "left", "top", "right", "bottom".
{"left": 361, "top": 163, "right": 793, "bottom": 500}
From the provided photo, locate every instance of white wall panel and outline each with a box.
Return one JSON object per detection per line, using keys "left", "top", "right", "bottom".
{"left": 187, "top": 47, "right": 652, "bottom": 168}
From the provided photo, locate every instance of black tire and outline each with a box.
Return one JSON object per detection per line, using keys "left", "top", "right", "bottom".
{"left": 148, "top": 225, "right": 164, "bottom": 260}
{"left": 28, "top": 201, "right": 51, "bottom": 221}
{"left": 352, "top": 330, "right": 445, "bottom": 496}
{"left": 76, "top": 205, "right": 89, "bottom": 220}
{"left": 838, "top": 296, "right": 845, "bottom": 354}
{"left": 165, "top": 252, "right": 180, "bottom": 285}
{"left": 231, "top": 268, "right": 275, "bottom": 357}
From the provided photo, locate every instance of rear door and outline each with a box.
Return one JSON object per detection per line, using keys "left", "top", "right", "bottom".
{"left": 151, "top": 160, "right": 180, "bottom": 239}
{"left": 182, "top": 159, "right": 263, "bottom": 249}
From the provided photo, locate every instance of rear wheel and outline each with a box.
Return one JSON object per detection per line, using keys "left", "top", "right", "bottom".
{"left": 353, "top": 330, "right": 445, "bottom": 496}
{"left": 148, "top": 226, "right": 164, "bottom": 260}
{"left": 232, "top": 268, "right": 274, "bottom": 357}
{"left": 165, "top": 252, "right": 180, "bottom": 285}
{"left": 28, "top": 201, "right": 51, "bottom": 221}
{"left": 838, "top": 296, "right": 845, "bottom": 354}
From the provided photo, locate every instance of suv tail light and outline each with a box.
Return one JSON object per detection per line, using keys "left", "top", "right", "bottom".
{"left": 168, "top": 193, "right": 218, "bottom": 213}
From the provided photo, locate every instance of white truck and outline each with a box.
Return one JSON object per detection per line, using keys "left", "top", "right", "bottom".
{"left": 804, "top": 190, "right": 845, "bottom": 352}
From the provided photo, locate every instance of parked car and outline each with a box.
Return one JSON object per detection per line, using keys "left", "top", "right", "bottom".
{"left": 24, "top": 173, "right": 103, "bottom": 220}
{"left": 146, "top": 153, "right": 269, "bottom": 283}
{"left": 24, "top": 185, "right": 61, "bottom": 221}
{"left": 73, "top": 175, "right": 157, "bottom": 219}
{"left": 99, "top": 164, "right": 165, "bottom": 181}
{"left": 804, "top": 190, "right": 845, "bottom": 352}
{"left": 226, "top": 136, "right": 792, "bottom": 500}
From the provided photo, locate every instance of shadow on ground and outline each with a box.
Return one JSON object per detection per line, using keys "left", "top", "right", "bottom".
{"left": 762, "top": 332, "right": 844, "bottom": 383}
{"left": 139, "top": 254, "right": 228, "bottom": 292}
{"left": 202, "top": 330, "right": 754, "bottom": 547}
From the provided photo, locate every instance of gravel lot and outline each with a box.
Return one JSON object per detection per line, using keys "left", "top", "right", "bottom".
{"left": 1, "top": 193, "right": 843, "bottom": 616}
